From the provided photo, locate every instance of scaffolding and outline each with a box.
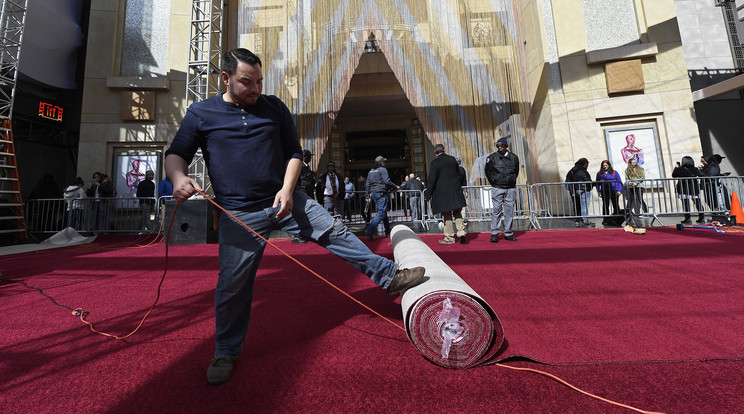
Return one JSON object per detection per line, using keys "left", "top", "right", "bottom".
{"left": 186, "top": 0, "right": 224, "bottom": 106}
{"left": 0, "top": 0, "right": 27, "bottom": 240}
{"left": 185, "top": 0, "right": 223, "bottom": 190}
{"left": 0, "top": 0, "right": 26, "bottom": 120}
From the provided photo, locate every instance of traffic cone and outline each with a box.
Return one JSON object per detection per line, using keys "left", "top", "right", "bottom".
{"left": 731, "top": 191, "right": 743, "bottom": 225}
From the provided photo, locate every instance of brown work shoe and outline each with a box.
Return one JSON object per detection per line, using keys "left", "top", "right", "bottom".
{"left": 386, "top": 266, "right": 425, "bottom": 295}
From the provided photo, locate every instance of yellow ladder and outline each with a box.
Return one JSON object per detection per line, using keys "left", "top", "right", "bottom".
{"left": 0, "top": 119, "right": 27, "bottom": 240}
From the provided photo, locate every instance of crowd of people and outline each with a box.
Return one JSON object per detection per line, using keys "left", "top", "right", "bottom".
{"left": 36, "top": 169, "right": 173, "bottom": 234}
{"left": 564, "top": 152, "right": 730, "bottom": 226}
{"left": 31, "top": 139, "right": 733, "bottom": 236}
{"left": 288, "top": 150, "right": 429, "bottom": 240}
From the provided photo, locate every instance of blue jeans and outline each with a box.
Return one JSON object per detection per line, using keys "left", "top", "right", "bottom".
{"left": 490, "top": 187, "right": 516, "bottom": 237}
{"left": 577, "top": 190, "right": 591, "bottom": 223}
{"left": 214, "top": 190, "right": 398, "bottom": 358}
{"left": 409, "top": 196, "right": 421, "bottom": 220}
{"left": 365, "top": 192, "right": 390, "bottom": 235}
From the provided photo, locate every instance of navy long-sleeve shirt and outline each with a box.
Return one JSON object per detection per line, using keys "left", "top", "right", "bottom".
{"left": 165, "top": 94, "right": 302, "bottom": 209}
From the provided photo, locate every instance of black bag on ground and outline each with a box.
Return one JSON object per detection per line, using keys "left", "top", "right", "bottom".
{"left": 605, "top": 214, "right": 625, "bottom": 227}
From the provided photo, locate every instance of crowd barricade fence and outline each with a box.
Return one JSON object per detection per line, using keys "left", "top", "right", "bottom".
{"left": 358, "top": 189, "right": 428, "bottom": 231}
{"left": 452, "top": 185, "right": 539, "bottom": 229}
{"left": 24, "top": 176, "right": 743, "bottom": 235}
{"left": 26, "top": 197, "right": 158, "bottom": 234}
{"left": 620, "top": 176, "right": 743, "bottom": 226}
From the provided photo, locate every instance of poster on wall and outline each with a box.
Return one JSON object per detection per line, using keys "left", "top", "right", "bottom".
{"left": 604, "top": 125, "right": 664, "bottom": 182}
{"left": 114, "top": 151, "right": 159, "bottom": 198}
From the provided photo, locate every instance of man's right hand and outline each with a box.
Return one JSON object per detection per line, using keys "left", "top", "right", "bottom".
{"left": 165, "top": 154, "right": 201, "bottom": 202}
{"left": 172, "top": 176, "right": 201, "bottom": 202}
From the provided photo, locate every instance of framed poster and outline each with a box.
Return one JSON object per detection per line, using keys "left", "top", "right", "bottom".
{"left": 604, "top": 125, "right": 664, "bottom": 181}
{"left": 114, "top": 150, "right": 160, "bottom": 198}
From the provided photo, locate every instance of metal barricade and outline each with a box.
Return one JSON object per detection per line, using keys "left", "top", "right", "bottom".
{"left": 459, "top": 185, "right": 538, "bottom": 229}
{"left": 622, "top": 176, "right": 743, "bottom": 226}
{"left": 531, "top": 180, "right": 622, "bottom": 228}
{"left": 359, "top": 189, "right": 427, "bottom": 230}
{"left": 26, "top": 197, "right": 158, "bottom": 234}
{"left": 25, "top": 176, "right": 743, "bottom": 235}
{"left": 336, "top": 190, "right": 369, "bottom": 225}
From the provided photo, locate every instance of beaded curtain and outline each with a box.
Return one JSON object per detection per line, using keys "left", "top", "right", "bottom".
{"left": 234, "top": 0, "right": 530, "bottom": 175}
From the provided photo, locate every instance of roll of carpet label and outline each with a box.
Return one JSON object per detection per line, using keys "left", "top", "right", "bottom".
{"left": 391, "top": 225, "right": 504, "bottom": 369}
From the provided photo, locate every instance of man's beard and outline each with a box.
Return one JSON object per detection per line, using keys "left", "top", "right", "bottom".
{"left": 229, "top": 85, "right": 259, "bottom": 106}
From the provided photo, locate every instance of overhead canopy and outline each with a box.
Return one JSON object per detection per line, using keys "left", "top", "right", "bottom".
{"left": 692, "top": 73, "right": 744, "bottom": 102}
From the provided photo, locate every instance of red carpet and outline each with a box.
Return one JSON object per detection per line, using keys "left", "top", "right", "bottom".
{"left": 2, "top": 227, "right": 744, "bottom": 413}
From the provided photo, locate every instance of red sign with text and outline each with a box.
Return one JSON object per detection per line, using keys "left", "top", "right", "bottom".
{"left": 38, "top": 101, "right": 63, "bottom": 122}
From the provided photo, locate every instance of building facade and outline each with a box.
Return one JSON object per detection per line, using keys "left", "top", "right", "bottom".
{"left": 77, "top": 0, "right": 705, "bottom": 194}
{"left": 676, "top": 0, "right": 744, "bottom": 176}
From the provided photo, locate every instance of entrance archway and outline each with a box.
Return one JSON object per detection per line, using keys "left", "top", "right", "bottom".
{"left": 331, "top": 51, "right": 421, "bottom": 186}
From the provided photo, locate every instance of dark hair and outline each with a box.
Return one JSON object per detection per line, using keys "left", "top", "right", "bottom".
{"left": 576, "top": 158, "right": 589, "bottom": 166}
{"left": 680, "top": 156, "right": 695, "bottom": 168}
{"left": 600, "top": 159, "right": 615, "bottom": 175}
{"left": 75, "top": 177, "right": 84, "bottom": 186}
{"left": 223, "top": 48, "right": 262, "bottom": 75}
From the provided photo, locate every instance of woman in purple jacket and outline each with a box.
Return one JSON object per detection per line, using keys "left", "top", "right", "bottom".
{"left": 596, "top": 160, "right": 623, "bottom": 225}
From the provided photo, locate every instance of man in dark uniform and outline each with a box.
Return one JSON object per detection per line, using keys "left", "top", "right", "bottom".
{"left": 298, "top": 149, "right": 316, "bottom": 198}
{"left": 292, "top": 149, "right": 316, "bottom": 243}
{"left": 485, "top": 137, "right": 520, "bottom": 242}
{"left": 424, "top": 144, "right": 467, "bottom": 244}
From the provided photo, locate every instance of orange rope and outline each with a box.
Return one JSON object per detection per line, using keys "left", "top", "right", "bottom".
{"left": 494, "top": 363, "right": 665, "bottom": 414}
{"left": 73, "top": 202, "right": 179, "bottom": 340}
{"left": 77, "top": 192, "right": 406, "bottom": 340}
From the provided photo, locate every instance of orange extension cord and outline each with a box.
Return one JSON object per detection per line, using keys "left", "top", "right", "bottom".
{"left": 72, "top": 190, "right": 663, "bottom": 414}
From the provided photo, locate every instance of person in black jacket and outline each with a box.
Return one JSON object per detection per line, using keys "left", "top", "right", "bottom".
{"left": 298, "top": 149, "right": 316, "bottom": 199}
{"left": 485, "top": 138, "right": 520, "bottom": 242}
{"left": 292, "top": 149, "right": 316, "bottom": 243}
{"left": 673, "top": 156, "right": 704, "bottom": 224}
{"left": 425, "top": 144, "right": 468, "bottom": 244}
{"left": 565, "top": 158, "right": 595, "bottom": 227}
{"left": 699, "top": 154, "right": 723, "bottom": 213}
{"left": 405, "top": 173, "right": 425, "bottom": 220}
{"left": 86, "top": 172, "right": 115, "bottom": 233}
{"left": 136, "top": 170, "right": 155, "bottom": 231}
{"left": 315, "top": 161, "right": 342, "bottom": 216}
